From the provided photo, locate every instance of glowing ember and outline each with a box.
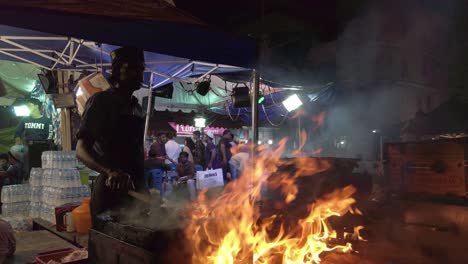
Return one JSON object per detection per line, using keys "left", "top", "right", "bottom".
{"left": 186, "top": 135, "right": 363, "bottom": 264}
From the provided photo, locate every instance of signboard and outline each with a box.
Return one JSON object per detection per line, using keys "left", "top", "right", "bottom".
{"left": 168, "top": 122, "right": 225, "bottom": 137}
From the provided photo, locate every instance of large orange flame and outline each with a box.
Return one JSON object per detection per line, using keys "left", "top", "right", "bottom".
{"left": 186, "top": 135, "right": 362, "bottom": 263}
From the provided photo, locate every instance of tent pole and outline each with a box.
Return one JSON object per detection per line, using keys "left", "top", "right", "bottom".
{"left": 143, "top": 73, "right": 154, "bottom": 150}
{"left": 251, "top": 69, "right": 259, "bottom": 145}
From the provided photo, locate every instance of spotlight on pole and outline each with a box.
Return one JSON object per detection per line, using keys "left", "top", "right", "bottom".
{"left": 282, "top": 94, "right": 303, "bottom": 112}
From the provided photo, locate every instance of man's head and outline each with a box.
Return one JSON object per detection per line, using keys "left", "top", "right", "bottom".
{"left": 157, "top": 132, "right": 167, "bottom": 143}
{"left": 0, "top": 153, "right": 8, "bottom": 168}
{"left": 110, "top": 47, "right": 145, "bottom": 91}
{"left": 27, "top": 98, "right": 42, "bottom": 117}
{"left": 222, "top": 130, "right": 231, "bottom": 139}
{"left": 193, "top": 130, "right": 201, "bottom": 141}
{"left": 179, "top": 151, "right": 189, "bottom": 163}
{"left": 204, "top": 132, "right": 214, "bottom": 143}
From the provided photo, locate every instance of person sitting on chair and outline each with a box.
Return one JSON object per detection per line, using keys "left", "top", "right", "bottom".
{"left": 175, "top": 152, "right": 196, "bottom": 201}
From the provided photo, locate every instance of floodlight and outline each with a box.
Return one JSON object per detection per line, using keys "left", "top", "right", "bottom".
{"left": 14, "top": 105, "right": 31, "bottom": 117}
{"left": 196, "top": 81, "right": 211, "bottom": 96}
{"left": 282, "top": 94, "right": 303, "bottom": 112}
{"left": 194, "top": 118, "right": 206, "bottom": 128}
{"left": 268, "top": 139, "right": 273, "bottom": 145}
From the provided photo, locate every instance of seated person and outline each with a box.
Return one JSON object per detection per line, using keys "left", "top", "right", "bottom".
{"left": 175, "top": 152, "right": 196, "bottom": 201}
{"left": 0, "top": 146, "right": 24, "bottom": 185}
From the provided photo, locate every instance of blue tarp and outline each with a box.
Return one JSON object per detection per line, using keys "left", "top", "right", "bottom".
{"left": 210, "top": 83, "right": 338, "bottom": 125}
{"left": 0, "top": 25, "right": 244, "bottom": 88}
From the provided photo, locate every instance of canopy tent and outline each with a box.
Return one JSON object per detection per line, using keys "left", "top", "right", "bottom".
{"left": 0, "top": 1, "right": 256, "bottom": 68}
{"left": 0, "top": 60, "right": 41, "bottom": 105}
{"left": 0, "top": 25, "right": 246, "bottom": 90}
{"left": 133, "top": 74, "right": 287, "bottom": 113}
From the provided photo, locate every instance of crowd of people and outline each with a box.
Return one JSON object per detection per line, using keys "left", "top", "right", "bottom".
{"left": 144, "top": 129, "right": 250, "bottom": 189}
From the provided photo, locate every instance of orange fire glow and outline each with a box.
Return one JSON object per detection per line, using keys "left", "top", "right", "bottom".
{"left": 186, "top": 135, "right": 362, "bottom": 263}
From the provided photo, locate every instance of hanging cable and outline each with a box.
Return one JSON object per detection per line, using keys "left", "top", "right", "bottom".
{"left": 226, "top": 101, "right": 241, "bottom": 121}
{"left": 262, "top": 104, "right": 288, "bottom": 127}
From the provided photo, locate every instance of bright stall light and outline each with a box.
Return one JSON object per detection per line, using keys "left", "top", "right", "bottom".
{"left": 268, "top": 139, "right": 273, "bottom": 145}
{"left": 372, "top": 129, "right": 378, "bottom": 133}
{"left": 14, "top": 105, "right": 31, "bottom": 117}
{"left": 194, "top": 118, "right": 206, "bottom": 128}
{"left": 282, "top": 94, "right": 303, "bottom": 112}
{"left": 257, "top": 140, "right": 262, "bottom": 145}
{"left": 340, "top": 140, "right": 346, "bottom": 145}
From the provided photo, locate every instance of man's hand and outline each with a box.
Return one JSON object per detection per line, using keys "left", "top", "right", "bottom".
{"left": 177, "top": 176, "right": 189, "bottom": 184}
{"left": 105, "top": 169, "right": 134, "bottom": 191}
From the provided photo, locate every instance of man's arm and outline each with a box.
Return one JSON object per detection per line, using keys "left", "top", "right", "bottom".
{"left": 220, "top": 143, "right": 227, "bottom": 165}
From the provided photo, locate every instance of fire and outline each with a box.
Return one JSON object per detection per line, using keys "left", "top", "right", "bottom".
{"left": 186, "top": 136, "right": 363, "bottom": 264}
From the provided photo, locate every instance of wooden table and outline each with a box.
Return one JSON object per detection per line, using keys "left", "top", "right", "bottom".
{"left": 32, "top": 218, "right": 88, "bottom": 248}
{"left": 7, "top": 230, "right": 76, "bottom": 264}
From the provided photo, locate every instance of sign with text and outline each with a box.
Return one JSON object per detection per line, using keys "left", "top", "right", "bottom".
{"left": 168, "top": 122, "right": 226, "bottom": 137}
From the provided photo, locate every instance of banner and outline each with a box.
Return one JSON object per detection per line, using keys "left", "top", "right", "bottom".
{"left": 168, "top": 122, "right": 226, "bottom": 137}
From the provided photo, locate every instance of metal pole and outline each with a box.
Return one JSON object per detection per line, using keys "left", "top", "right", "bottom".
{"left": 298, "top": 115, "right": 302, "bottom": 154}
{"left": 251, "top": 69, "right": 260, "bottom": 145}
{"left": 143, "top": 73, "right": 154, "bottom": 149}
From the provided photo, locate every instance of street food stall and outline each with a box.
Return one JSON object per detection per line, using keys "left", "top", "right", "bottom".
{"left": 0, "top": 1, "right": 258, "bottom": 263}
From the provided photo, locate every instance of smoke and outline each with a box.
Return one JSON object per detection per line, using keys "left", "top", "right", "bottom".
{"left": 297, "top": 0, "right": 461, "bottom": 160}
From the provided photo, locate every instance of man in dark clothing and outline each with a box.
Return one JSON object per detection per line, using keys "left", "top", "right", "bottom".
{"left": 204, "top": 132, "right": 219, "bottom": 169}
{"left": 76, "top": 46, "right": 148, "bottom": 228}
{"left": 149, "top": 132, "right": 174, "bottom": 169}
{"left": 175, "top": 151, "right": 196, "bottom": 200}
{"left": 218, "top": 130, "right": 233, "bottom": 179}
{"left": 14, "top": 98, "right": 53, "bottom": 144}
{"left": 192, "top": 131, "right": 205, "bottom": 168}
{"left": 15, "top": 98, "right": 54, "bottom": 178}
{"left": 176, "top": 152, "right": 195, "bottom": 183}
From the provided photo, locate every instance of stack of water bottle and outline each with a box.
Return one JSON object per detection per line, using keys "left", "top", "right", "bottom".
{"left": 28, "top": 151, "right": 91, "bottom": 223}
{"left": 42, "top": 151, "right": 80, "bottom": 169}
{"left": 1, "top": 184, "right": 31, "bottom": 217}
